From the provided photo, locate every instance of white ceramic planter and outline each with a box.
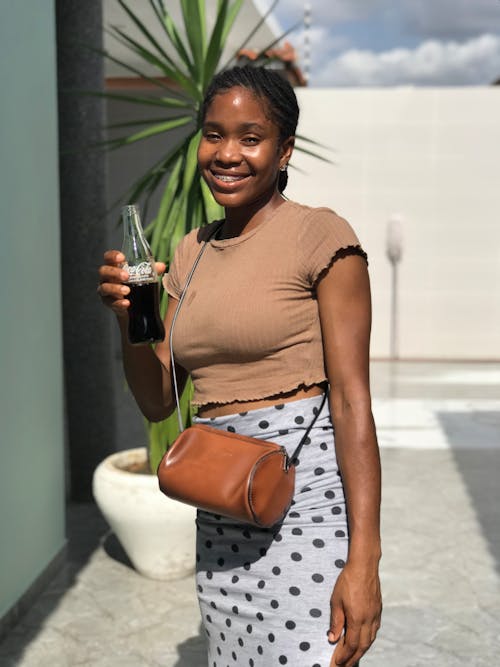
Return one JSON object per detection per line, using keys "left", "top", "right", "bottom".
{"left": 92, "top": 447, "right": 196, "bottom": 580}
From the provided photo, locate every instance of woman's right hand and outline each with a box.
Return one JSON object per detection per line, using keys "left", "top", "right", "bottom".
{"left": 97, "top": 250, "right": 166, "bottom": 319}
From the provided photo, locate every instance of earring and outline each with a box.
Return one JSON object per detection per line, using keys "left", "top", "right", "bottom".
{"left": 280, "top": 164, "right": 288, "bottom": 172}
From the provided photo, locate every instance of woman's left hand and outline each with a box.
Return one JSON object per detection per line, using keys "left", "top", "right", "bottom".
{"left": 328, "top": 562, "right": 382, "bottom": 667}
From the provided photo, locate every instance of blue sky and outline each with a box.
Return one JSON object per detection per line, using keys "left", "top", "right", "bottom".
{"left": 257, "top": 0, "right": 500, "bottom": 86}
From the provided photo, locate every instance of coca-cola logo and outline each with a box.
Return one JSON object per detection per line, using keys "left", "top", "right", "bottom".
{"left": 124, "top": 261, "right": 154, "bottom": 283}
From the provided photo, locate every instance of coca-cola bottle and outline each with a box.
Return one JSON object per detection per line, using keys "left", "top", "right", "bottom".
{"left": 121, "top": 204, "right": 165, "bottom": 345}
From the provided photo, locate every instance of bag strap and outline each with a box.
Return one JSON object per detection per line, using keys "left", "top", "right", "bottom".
{"left": 168, "top": 225, "right": 329, "bottom": 457}
{"left": 287, "top": 390, "right": 328, "bottom": 469}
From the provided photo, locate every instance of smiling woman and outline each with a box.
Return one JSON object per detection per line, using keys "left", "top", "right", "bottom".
{"left": 98, "top": 65, "right": 381, "bottom": 667}
{"left": 197, "top": 70, "right": 295, "bottom": 225}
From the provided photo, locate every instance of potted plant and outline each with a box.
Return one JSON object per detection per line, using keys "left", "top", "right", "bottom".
{"left": 92, "top": 0, "right": 328, "bottom": 580}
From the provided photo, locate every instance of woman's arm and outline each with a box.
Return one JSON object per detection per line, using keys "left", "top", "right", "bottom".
{"left": 316, "top": 253, "right": 382, "bottom": 667}
{"left": 98, "top": 250, "right": 187, "bottom": 422}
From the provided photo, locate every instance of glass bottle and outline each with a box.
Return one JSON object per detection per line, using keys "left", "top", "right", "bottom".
{"left": 121, "top": 204, "right": 165, "bottom": 345}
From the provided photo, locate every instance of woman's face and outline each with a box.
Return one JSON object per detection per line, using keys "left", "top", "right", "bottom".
{"left": 198, "top": 86, "right": 293, "bottom": 211}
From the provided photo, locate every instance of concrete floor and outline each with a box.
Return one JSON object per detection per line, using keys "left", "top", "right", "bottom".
{"left": 1, "top": 361, "right": 499, "bottom": 667}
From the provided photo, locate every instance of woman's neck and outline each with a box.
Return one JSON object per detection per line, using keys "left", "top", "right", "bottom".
{"left": 222, "top": 190, "right": 285, "bottom": 239}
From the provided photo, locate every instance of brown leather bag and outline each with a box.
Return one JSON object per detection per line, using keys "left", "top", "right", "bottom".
{"left": 158, "top": 424, "right": 295, "bottom": 527}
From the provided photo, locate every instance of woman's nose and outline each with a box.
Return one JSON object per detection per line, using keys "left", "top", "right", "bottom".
{"left": 215, "top": 139, "right": 240, "bottom": 164}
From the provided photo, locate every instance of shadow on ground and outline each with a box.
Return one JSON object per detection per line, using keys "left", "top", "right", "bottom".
{"left": 0, "top": 504, "right": 109, "bottom": 666}
{"left": 438, "top": 411, "right": 500, "bottom": 576}
{"left": 173, "top": 624, "right": 206, "bottom": 667}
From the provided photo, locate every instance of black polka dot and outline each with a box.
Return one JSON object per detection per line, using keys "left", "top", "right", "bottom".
{"left": 256, "top": 612, "right": 264, "bottom": 621}
{"left": 206, "top": 614, "right": 212, "bottom": 623}
{"left": 279, "top": 429, "right": 289, "bottom": 435}
{"left": 220, "top": 632, "right": 225, "bottom": 641}
{"left": 226, "top": 618, "right": 232, "bottom": 627}
{"left": 312, "top": 515, "right": 324, "bottom": 523}
{"left": 301, "top": 486, "right": 312, "bottom": 493}
{"left": 206, "top": 571, "right": 213, "bottom": 579}
{"left": 227, "top": 426, "right": 236, "bottom": 432}
{"left": 211, "top": 601, "right": 217, "bottom": 609}
{"left": 258, "top": 580, "right": 266, "bottom": 588}
{"left": 291, "top": 552, "right": 302, "bottom": 562}
{"left": 217, "top": 646, "right": 221, "bottom": 655}
{"left": 232, "top": 575, "right": 239, "bottom": 584}
{"left": 272, "top": 566, "right": 281, "bottom": 575}
{"left": 231, "top": 544, "right": 239, "bottom": 552}
{"left": 205, "top": 540, "right": 212, "bottom": 548}
{"left": 220, "top": 588, "right": 228, "bottom": 596}
{"left": 335, "top": 559, "right": 346, "bottom": 568}
{"left": 332, "top": 506, "right": 342, "bottom": 515}
{"left": 232, "top": 651, "right": 237, "bottom": 660}
{"left": 285, "top": 620, "right": 296, "bottom": 630}
{"left": 246, "top": 624, "right": 253, "bottom": 634}
{"left": 291, "top": 527, "right": 302, "bottom": 536}
{"left": 198, "top": 584, "right": 203, "bottom": 592}
{"left": 309, "top": 608, "right": 322, "bottom": 618}
{"left": 259, "top": 547, "right": 267, "bottom": 557}
{"left": 313, "top": 539, "right": 325, "bottom": 548}
{"left": 257, "top": 645, "right": 264, "bottom": 655}
{"left": 245, "top": 593, "right": 252, "bottom": 602}
{"left": 232, "top": 605, "right": 239, "bottom": 614}
{"left": 320, "top": 442, "right": 328, "bottom": 451}
{"left": 242, "top": 529, "right": 251, "bottom": 539}
{"left": 312, "top": 573, "right": 324, "bottom": 583}
{"left": 289, "top": 586, "right": 301, "bottom": 596}
{"left": 244, "top": 562, "right": 251, "bottom": 570}
{"left": 325, "top": 490, "right": 335, "bottom": 499}
{"left": 314, "top": 467, "right": 325, "bottom": 476}
{"left": 335, "top": 529, "right": 346, "bottom": 537}
{"left": 238, "top": 638, "right": 244, "bottom": 647}
{"left": 274, "top": 533, "right": 283, "bottom": 542}
{"left": 304, "top": 436, "right": 311, "bottom": 445}
{"left": 279, "top": 656, "right": 288, "bottom": 664}
{"left": 216, "top": 526, "right": 224, "bottom": 535}
{"left": 294, "top": 416, "right": 304, "bottom": 425}
{"left": 249, "top": 659, "right": 254, "bottom": 667}
{"left": 268, "top": 633, "right": 275, "bottom": 642}
{"left": 270, "top": 599, "right": 279, "bottom": 609}
{"left": 259, "top": 420, "right": 269, "bottom": 429}
{"left": 288, "top": 511, "right": 300, "bottom": 518}
{"left": 299, "top": 642, "right": 311, "bottom": 651}
{"left": 239, "top": 411, "right": 248, "bottom": 416}
{"left": 275, "top": 403, "right": 285, "bottom": 410}
{"left": 217, "top": 558, "right": 225, "bottom": 566}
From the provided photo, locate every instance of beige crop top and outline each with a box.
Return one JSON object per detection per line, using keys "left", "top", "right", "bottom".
{"left": 163, "top": 199, "right": 367, "bottom": 408}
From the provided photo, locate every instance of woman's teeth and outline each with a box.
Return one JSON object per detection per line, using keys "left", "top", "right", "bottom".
{"left": 216, "top": 174, "right": 244, "bottom": 182}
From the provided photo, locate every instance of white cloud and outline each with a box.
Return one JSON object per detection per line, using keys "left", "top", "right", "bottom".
{"left": 312, "top": 34, "right": 500, "bottom": 87}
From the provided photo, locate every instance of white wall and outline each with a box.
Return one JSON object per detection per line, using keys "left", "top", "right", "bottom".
{"left": 288, "top": 87, "right": 500, "bottom": 360}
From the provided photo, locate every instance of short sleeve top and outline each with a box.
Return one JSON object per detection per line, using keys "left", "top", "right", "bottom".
{"left": 163, "top": 199, "right": 367, "bottom": 408}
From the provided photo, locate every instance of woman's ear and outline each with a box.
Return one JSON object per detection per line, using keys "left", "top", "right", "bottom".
{"left": 279, "top": 136, "right": 295, "bottom": 169}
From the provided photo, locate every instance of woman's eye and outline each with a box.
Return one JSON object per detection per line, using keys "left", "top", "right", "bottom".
{"left": 242, "top": 136, "right": 259, "bottom": 145}
{"left": 204, "top": 132, "right": 220, "bottom": 142}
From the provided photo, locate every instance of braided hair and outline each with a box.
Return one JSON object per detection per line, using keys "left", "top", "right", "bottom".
{"left": 201, "top": 66, "right": 300, "bottom": 193}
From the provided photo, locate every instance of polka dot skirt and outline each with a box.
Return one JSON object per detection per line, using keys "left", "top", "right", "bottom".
{"left": 194, "top": 394, "right": 348, "bottom": 667}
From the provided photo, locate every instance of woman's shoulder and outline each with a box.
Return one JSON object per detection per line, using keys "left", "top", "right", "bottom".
{"left": 281, "top": 199, "right": 357, "bottom": 236}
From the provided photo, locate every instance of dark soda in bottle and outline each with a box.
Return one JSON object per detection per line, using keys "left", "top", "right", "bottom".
{"left": 121, "top": 204, "right": 165, "bottom": 345}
